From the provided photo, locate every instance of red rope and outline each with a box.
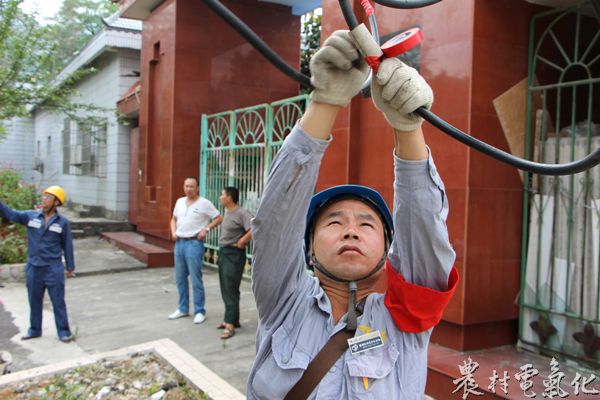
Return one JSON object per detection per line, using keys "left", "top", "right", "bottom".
{"left": 360, "top": 0, "right": 374, "bottom": 17}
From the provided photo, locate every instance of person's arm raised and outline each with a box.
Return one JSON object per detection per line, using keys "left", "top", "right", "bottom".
{"left": 299, "top": 102, "right": 341, "bottom": 141}
{"left": 251, "top": 31, "right": 368, "bottom": 328}
{"left": 0, "top": 201, "right": 31, "bottom": 225}
{"left": 371, "top": 58, "right": 433, "bottom": 161}
{"left": 371, "top": 58, "right": 457, "bottom": 332}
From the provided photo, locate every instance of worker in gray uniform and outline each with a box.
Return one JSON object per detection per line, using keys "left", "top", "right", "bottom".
{"left": 247, "top": 30, "right": 458, "bottom": 399}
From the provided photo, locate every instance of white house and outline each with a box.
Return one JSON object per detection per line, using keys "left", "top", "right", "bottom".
{"left": 0, "top": 117, "right": 35, "bottom": 184}
{"left": 30, "top": 14, "right": 142, "bottom": 219}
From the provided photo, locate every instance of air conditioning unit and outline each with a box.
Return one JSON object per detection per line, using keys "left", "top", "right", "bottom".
{"left": 70, "top": 145, "right": 83, "bottom": 165}
{"left": 33, "top": 157, "right": 44, "bottom": 172}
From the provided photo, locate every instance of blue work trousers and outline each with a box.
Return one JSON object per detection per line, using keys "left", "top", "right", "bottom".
{"left": 25, "top": 263, "right": 71, "bottom": 338}
{"left": 174, "top": 239, "right": 206, "bottom": 315}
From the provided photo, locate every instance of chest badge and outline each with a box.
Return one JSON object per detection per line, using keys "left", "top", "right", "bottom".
{"left": 347, "top": 330, "right": 384, "bottom": 355}
{"left": 27, "top": 219, "right": 42, "bottom": 229}
{"left": 49, "top": 223, "right": 63, "bottom": 234}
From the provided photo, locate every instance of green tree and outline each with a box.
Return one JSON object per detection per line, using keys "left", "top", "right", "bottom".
{"left": 0, "top": 0, "right": 119, "bottom": 139}
{"left": 0, "top": 0, "right": 58, "bottom": 123}
{"left": 48, "top": 0, "right": 118, "bottom": 69}
{"left": 300, "top": 10, "right": 321, "bottom": 93}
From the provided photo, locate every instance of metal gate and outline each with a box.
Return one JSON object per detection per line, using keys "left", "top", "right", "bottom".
{"left": 520, "top": 1, "right": 600, "bottom": 366}
{"left": 199, "top": 94, "right": 310, "bottom": 269}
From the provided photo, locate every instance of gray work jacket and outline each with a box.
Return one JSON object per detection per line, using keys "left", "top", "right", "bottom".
{"left": 248, "top": 123, "right": 455, "bottom": 399}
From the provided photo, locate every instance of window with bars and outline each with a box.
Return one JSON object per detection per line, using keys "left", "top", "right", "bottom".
{"left": 62, "top": 119, "right": 107, "bottom": 178}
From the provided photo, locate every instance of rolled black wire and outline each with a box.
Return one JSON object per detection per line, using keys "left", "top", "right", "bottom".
{"left": 592, "top": 0, "right": 600, "bottom": 22}
{"left": 338, "top": 0, "right": 600, "bottom": 176}
{"left": 371, "top": 0, "right": 441, "bottom": 8}
{"left": 340, "top": 0, "right": 360, "bottom": 28}
{"left": 417, "top": 109, "right": 600, "bottom": 175}
{"left": 204, "top": 0, "right": 600, "bottom": 176}
{"left": 201, "top": 0, "right": 312, "bottom": 88}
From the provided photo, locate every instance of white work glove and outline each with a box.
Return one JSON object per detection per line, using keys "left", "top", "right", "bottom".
{"left": 310, "top": 30, "right": 369, "bottom": 107}
{"left": 371, "top": 58, "right": 433, "bottom": 132}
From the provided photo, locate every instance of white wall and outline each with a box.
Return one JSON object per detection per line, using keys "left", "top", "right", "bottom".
{"left": 0, "top": 117, "right": 36, "bottom": 185}
{"left": 33, "top": 48, "right": 140, "bottom": 220}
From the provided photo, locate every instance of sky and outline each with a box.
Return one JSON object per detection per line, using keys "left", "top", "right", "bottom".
{"left": 19, "top": 0, "right": 64, "bottom": 23}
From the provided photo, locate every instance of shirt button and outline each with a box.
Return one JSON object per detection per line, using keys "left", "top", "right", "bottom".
{"left": 330, "top": 366, "right": 337, "bottom": 373}
{"left": 281, "top": 356, "right": 289, "bottom": 364}
{"left": 302, "top": 147, "right": 310, "bottom": 155}
{"left": 431, "top": 168, "right": 437, "bottom": 176}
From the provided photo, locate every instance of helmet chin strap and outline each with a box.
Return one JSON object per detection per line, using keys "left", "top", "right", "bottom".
{"left": 310, "top": 239, "right": 389, "bottom": 332}
{"left": 310, "top": 251, "right": 387, "bottom": 284}
{"left": 45, "top": 203, "right": 58, "bottom": 216}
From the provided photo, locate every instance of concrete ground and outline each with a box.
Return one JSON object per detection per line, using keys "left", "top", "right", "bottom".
{"left": 0, "top": 237, "right": 257, "bottom": 395}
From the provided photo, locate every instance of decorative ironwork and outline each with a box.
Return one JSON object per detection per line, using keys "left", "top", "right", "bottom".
{"left": 520, "top": 1, "right": 600, "bottom": 366}
{"left": 207, "top": 116, "right": 230, "bottom": 148}
{"left": 573, "top": 323, "right": 600, "bottom": 359}
{"left": 236, "top": 109, "right": 266, "bottom": 145}
{"left": 200, "top": 95, "right": 310, "bottom": 269}
{"left": 530, "top": 313, "right": 558, "bottom": 345}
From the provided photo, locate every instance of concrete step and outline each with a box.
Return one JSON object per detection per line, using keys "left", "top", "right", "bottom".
{"left": 72, "top": 229, "right": 86, "bottom": 239}
{"left": 70, "top": 220, "right": 134, "bottom": 238}
{"left": 71, "top": 204, "right": 105, "bottom": 218}
{"left": 59, "top": 208, "right": 134, "bottom": 238}
{"left": 102, "top": 231, "right": 173, "bottom": 268}
{"left": 425, "top": 342, "right": 587, "bottom": 399}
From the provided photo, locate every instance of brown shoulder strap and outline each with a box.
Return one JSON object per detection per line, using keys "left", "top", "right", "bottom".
{"left": 284, "top": 329, "right": 353, "bottom": 400}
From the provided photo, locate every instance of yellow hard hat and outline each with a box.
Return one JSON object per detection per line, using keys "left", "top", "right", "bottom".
{"left": 44, "top": 186, "right": 67, "bottom": 205}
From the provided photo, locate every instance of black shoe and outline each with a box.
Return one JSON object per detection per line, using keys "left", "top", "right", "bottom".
{"left": 20, "top": 334, "right": 40, "bottom": 341}
{"left": 59, "top": 335, "right": 74, "bottom": 343}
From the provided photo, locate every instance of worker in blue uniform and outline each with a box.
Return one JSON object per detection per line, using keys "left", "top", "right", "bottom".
{"left": 0, "top": 185, "right": 75, "bottom": 343}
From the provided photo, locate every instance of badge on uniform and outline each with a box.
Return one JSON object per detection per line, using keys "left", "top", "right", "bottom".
{"left": 27, "top": 219, "right": 42, "bottom": 229}
{"left": 49, "top": 224, "right": 63, "bottom": 233}
{"left": 347, "top": 330, "right": 384, "bottom": 355}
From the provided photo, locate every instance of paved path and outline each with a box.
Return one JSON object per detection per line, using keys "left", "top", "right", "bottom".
{"left": 0, "top": 238, "right": 257, "bottom": 395}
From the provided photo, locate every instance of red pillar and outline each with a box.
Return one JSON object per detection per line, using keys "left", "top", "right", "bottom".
{"left": 320, "top": 0, "right": 543, "bottom": 350}
{"left": 134, "top": 0, "right": 300, "bottom": 244}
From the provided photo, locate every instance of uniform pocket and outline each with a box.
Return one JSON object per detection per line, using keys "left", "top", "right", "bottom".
{"left": 49, "top": 263, "right": 66, "bottom": 285}
{"left": 272, "top": 325, "right": 311, "bottom": 369}
{"left": 346, "top": 342, "right": 399, "bottom": 379}
{"left": 251, "top": 326, "right": 311, "bottom": 399}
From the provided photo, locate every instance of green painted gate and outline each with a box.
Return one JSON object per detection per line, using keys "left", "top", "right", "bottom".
{"left": 520, "top": 1, "right": 600, "bottom": 366}
{"left": 199, "top": 94, "right": 310, "bottom": 270}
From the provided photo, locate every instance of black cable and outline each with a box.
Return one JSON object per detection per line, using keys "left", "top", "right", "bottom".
{"left": 338, "top": 0, "right": 600, "bottom": 175}
{"left": 417, "top": 108, "right": 600, "bottom": 176}
{"left": 592, "top": 0, "right": 600, "bottom": 22}
{"left": 201, "top": 0, "right": 312, "bottom": 88}
{"left": 339, "top": 0, "right": 360, "bottom": 29}
{"left": 205, "top": 0, "right": 600, "bottom": 176}
{"left": 371, "top": 0, "right": 441, "bottom": 8}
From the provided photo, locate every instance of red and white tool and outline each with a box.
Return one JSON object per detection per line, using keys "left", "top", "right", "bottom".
{"left": 350, "top": 23, "right": 423, "bottom": 73}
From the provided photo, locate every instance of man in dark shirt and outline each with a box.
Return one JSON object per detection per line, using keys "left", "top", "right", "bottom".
{"left": 217, "top": 186, "right": 252, "bottom": 339}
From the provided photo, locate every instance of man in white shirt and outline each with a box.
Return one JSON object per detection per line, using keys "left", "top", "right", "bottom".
{"left": 169, "top": 176, "right": 223, "bottom": 324}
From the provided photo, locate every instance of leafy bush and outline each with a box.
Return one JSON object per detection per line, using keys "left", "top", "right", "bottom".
{"left": 0, "top": 168, "right": 39, "bottom": 264}
{"left": 0, "top": 168, "right": 39, "bottom": 210}
{"left": 0, "top": 229, "right": 27, "bottom": 264}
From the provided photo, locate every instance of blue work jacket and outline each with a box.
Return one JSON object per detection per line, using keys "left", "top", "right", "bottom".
{"left": 0, "top": 202, "right": 75, "bottom": 271}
